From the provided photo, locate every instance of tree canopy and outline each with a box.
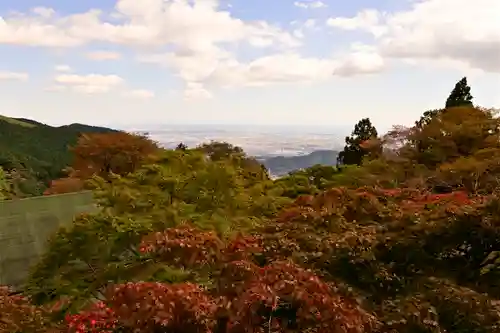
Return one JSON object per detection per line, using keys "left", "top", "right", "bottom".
{"left": 0, "top": 116, "right": 118, "bottom": 197}
{"left": 337, "top": 118, "right": 379, "bottom": 166}
{"left": 445, "top": 76, "right": 474, "bottom": 109}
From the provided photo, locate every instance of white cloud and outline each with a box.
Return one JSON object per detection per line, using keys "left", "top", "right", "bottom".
{"left": 0, "top": 0, "right": 299, "bottom": 48}
{"left": 0, "top": 0, "right": 384, "bottom": 97}
{"left": 0, "top": 71, "right": 29, "bottom": 81}
{"left": 303, "top": 19, "right": 316, "bottom": 29}
{"left": 53, "top": 73, "right": 124, "bottom": 94}
{"left": 292, "top": 19, "right": 317, "bottom": 39}
{"left": 54, "top": 64, "right": 72, "bottom": 72}
{"left": 140, "top": 44, "right": 384, "bottom": 93}
{"left": 294, "top": 1, "right": 327, "bottom": 9}
{"left": 183, "top": 82, "right": 213, "bottom": 100}
{"left": 126, "top": 89, "right": 155, "bottom": 99}
{"left": 332, "top": 46, "right": 385, "bottom": 76}
{"left": 327, "top": 9, "right": 386, "bottom": 37}
{"left": 212, "top": 53, "right": 336, "bottom": 86}
{"left": 0, "top": 11, "right": 87, "bottom": 47}
{"left": 327, "top": 0, "right": 500, "bottom": 72}
{"left": 86, "top": 51, "right": 121, "bottom": 60}
{"left": 44, "top": 85, "right": 67, "bottom": 92}
{"left": 31, "top": 7, "right": 56, "bottom": 18}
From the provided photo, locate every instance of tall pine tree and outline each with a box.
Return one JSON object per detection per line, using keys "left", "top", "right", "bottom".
{"left": 445, "top": 77, "right": 473, "bottom": 108}
{"left": 416, "top": 77, "right": 474, "bottom": 129}
{"left": 337, "top": 118, "right": 378, "bottom": 166}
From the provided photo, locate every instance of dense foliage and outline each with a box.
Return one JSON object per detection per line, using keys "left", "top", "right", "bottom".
{"left": 2, "top": 77, "right": 500, "bottom": 333}
{"left": 43, "top": 132, "right": 160, "bottom": 195}
{"left": 0, "top": 116, "right": 117, "bottom": 197}
{"left": 445, "top": 76, "right": 474, "bottom": 109}
{"left": 337, "top": 118, "right": 379, "bottom": 166}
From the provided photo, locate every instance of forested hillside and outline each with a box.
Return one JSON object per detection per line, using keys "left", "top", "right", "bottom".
{"left": 260, "top": 149, "right": 339, "bottom": 177}
{"left": 1, "top": 77, "right": 500, "bottom": 333}
{"left": 0, "top": 116, "right": 117, "bottom": 196}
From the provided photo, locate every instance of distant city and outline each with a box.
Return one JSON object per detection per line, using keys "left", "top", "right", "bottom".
{"left": 126, "top": 124, "right": 349, "bottom": 157}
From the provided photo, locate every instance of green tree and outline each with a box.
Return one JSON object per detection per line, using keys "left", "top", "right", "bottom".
{"left": 415, "top": 109, "right": 440, "bottom": 129}
{"left": 337, "top": 118, "right": 378, "bottom": 166}
{"left": 197, "top": 141, "right": 270, "bottom": 184}
{"left": 445, "top": 77, "right": 473, "bottom": 108}
{"left": 175, "top": 142, "right": 188, "bottom": 151}
{"left": 408, "top": 106, "right": 500, "bottom": 169}
{"left": 25, "top": 148, "right": 285, "bottom": 306}
{"left": 415, "top": 78, "right": 474, "bottom": 130}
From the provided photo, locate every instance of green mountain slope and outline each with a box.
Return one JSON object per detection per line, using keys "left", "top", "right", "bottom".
{"left": 0, "top": 116, "right": 118, "bottom": 196}
{"left": 261, "top": 149, "right": 339, "bottom": 177}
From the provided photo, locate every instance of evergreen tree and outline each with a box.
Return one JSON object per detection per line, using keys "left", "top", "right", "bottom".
{"left": 445, "top": 77, "right": 473, "bottom": 108}
{"left": 337, "top": 118, "right": 378, "bottom": 166}
{"left": 416, "top": 77, "right": 474, "bottom": 130}
{"left": 175, "top": 142, "right": 188, "bottom": 151}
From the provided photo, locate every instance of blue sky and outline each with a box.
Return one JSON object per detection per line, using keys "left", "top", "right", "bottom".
{"left": 0, "top": 0, "right": 498, "bottom": 132}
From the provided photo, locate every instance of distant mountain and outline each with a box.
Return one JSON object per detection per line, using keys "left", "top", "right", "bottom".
{"left": 260, "top": 149, "right": 339, "bottom": 177}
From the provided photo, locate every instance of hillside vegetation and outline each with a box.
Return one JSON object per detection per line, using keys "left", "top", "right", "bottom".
{"left": 0, "top": 113, "right": 334, "bottom": 196}
{"left": 0, "top": 116, "right": 117, "bottom": 197}
{"left": 260, "top": 149, "right": 339, "bottom": 177}
{"left": 2, "top": 77, "right": 500, "bottom": 333}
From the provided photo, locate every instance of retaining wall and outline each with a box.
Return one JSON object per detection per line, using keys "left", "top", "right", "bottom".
{"left": 0, "top": 191, "right": 96, "bottom": 287}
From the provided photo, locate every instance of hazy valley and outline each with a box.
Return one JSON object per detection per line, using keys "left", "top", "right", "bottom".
{"left": 134, "top": 125, "right": 346, "bottom": 157}
{"left": 133, "top": 125, "right": 343, "bottom": 176}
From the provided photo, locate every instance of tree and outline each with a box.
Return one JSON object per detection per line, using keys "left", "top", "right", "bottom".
{"left": 414, "top": 78, "right": 473, "bottom": 130}
{"left": 6, "top": 81, "right": 500, "bottom": 333}
{"left": 445, "top": 77, "right": 474, "bottom": 108}
{"left": 257, "top": 186, "right": 500, "bottom": 332}
{"left": 337, "top": 118, "right": 378, "bottom": 166}
{"left": 175, "top": 142, "right": 188, "bottom": 151}
{"left": 407, "top": 106, "right": 500, "bottom": 169}
{"left": 0, "top": 167, "right": 41, "bottom": 199}
{"left": 0, "top": 286, "right": 57, "bottom": 332}
{"left": 26, "top": 149, "right": 286, "bottom": 307}
{"left": 69, "top": 132, "right": 160, "bottom": 180}
{"left": 43, "top": 132, "right": 160, "bottom": 195}
{"left": 197, "top": 141, "right": 270, "bottom": 183}
{"left": 197, "top": 141, "right": 244, "bottom": 161}
{"left": 24, "top": 225, "right": 377, "bottom": 333}
{"left": 415, "top": 109, "right": 440, "bottom": 129}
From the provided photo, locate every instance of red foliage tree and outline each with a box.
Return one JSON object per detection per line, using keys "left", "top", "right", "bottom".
{"left": 69, "top": 132, "right": 159, "bottom": 180}
{"left": 227, "top": 261, "right": 376, "bottom": 333}
{"left": 0, "top": 286, "right": 56, "bottom": 332}
{"left": 139, "top": 225, "right": 224, "bottom": 267}
{"left": 58, "top": 224, "right": 377, "bottom": 333}
{"left": 44, "top": 132, "right": 159, "bottom": 195}
{"left": 3, "top": 184, "right": 500, "bottom": 332}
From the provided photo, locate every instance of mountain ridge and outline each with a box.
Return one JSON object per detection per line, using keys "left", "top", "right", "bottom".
{"left": 0, "top": 115, "right": 118, "bottom": 196}
{"left": 259, "top": 149, "right": 339, "bottom": 177}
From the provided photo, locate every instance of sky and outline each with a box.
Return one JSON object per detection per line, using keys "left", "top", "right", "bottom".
{"left": 0, "top": 0, "right": 499, "bottom": 132}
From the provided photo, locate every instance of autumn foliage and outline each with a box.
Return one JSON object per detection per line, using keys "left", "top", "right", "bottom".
{"left": 3, "top": 78, "right": 500, "bottom": 332}
{"left": 56, "top": 225, "right": 377, "bottom": 333}
{"left": 43, "top": 177, "right": 85, "bottom": 195}
{"left": 70, "top": 132, "right": 159, "bottom": 178}
{"left": 12, "top": 179, "right": 500, "bottom": 332}
{"left": 45, "top": 131, "right": 159, "bottom": 195}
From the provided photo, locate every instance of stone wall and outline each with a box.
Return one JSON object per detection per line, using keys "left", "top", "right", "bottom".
{"left": 0, "top": 191, "right": 96, "bottom": 287}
